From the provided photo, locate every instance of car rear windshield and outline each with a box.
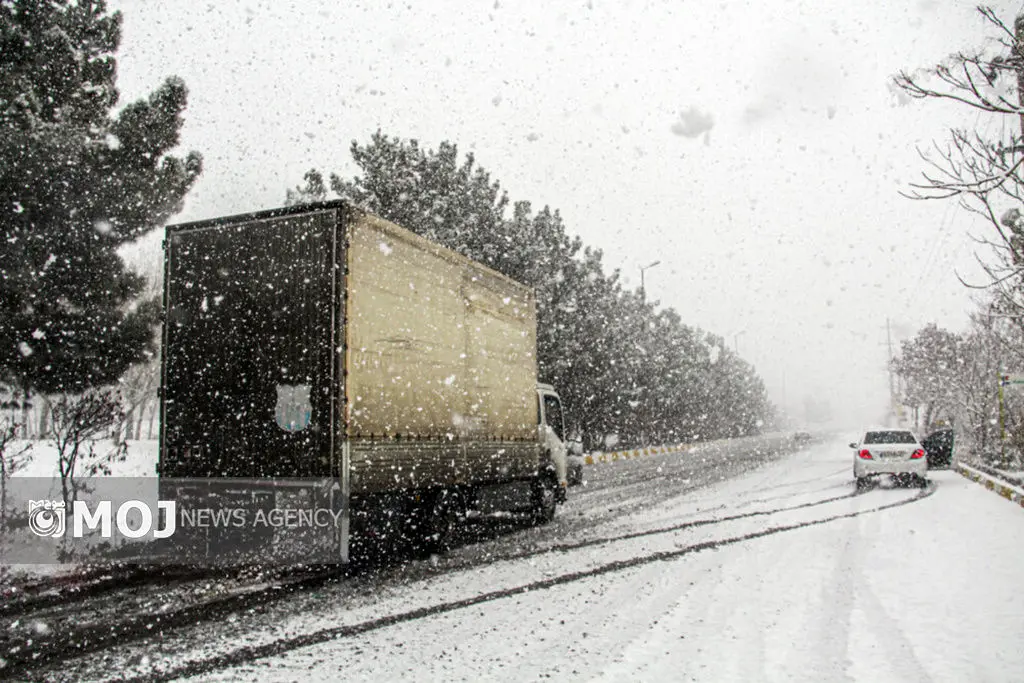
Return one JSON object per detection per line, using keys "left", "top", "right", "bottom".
{"left": 864, "top": 431, "right": 917, "bottom": 444}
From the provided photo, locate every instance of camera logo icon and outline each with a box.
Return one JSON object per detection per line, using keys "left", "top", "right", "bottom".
{"left": 28, "top": 500, "right": 66, "bottom": 538}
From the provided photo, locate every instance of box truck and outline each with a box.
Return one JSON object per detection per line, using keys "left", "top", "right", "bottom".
{"left": 158, "top": 201, "right": 568, "bottom": 562}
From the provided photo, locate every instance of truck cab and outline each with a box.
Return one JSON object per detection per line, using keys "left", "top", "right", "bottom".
{"left": 537, "top": 383, "right": 568, "bottom": 499}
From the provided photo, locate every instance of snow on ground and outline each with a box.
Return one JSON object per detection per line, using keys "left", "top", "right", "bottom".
{"left": 590, "top": 468, "right": 1024, "bottom": 683}
{"left": 69, "top": 436, "right": 1024, "bottom": 683}
{"left": 9, "top": 439, "right": 159, "bottom": 478}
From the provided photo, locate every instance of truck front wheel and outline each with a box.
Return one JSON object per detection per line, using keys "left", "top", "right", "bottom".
{"left": 532, "top": 473, "right": 558, "bottom": 525}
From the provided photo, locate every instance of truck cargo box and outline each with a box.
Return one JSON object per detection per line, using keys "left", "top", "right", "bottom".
{"left": 160, "top": 202, "right": 541, "bottom": 495}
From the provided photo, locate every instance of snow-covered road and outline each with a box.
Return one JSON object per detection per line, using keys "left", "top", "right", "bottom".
{"left": 42, "top": 436, "right": 1024, "bottom": 682}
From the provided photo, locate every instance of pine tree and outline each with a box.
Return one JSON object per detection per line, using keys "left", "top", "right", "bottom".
{"left": 0, "top": 0, "right": 202, "bottom": 395}
{"left": 289, "top": 133, "right": 777, "bottom": 448}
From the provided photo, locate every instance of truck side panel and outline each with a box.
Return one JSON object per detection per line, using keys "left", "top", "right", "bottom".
{"left": 345, "top": 212, "right": 540, "bottom": 494}
{"left": 346, "top": 212, "right": 538, "bottom": 440}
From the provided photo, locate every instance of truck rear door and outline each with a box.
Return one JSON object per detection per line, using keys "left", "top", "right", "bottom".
{"left": 160, "top": 208, "right": 342, "bottom": 478}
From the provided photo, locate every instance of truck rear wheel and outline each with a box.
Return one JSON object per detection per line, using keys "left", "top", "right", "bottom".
{"left": 531, "top": 473, "right": 558, "bottom": 525}
{"left": 424, "top": 489, "right": 465, "bottom": 554}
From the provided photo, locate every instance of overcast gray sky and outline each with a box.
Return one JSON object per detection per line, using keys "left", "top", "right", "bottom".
{"left": 111, "top": 0, "right": 1022, "bottom": 427}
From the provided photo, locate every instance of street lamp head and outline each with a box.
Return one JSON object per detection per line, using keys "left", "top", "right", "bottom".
{"left": 733, "top": 330, "right": 746, "bottom": 354}
{"left": 643, "top": 260, "right": 661, "bottom": 270}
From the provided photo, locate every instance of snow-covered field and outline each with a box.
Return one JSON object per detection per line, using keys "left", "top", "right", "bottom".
{"left": 32, "top": 435, "right": 1024, "bottom": 682}
{"left": 8, "top": 439, "right": 159, "bottom": 479}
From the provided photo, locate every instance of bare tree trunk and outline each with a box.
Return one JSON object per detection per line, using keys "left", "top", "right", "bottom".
{"left": 122, "top": 407, "right": 134, "bottom": 442}
{"left": 147, "top": 403, "right": 158, "bottom": 440}
{"left": 1, "top": 442, "right": 7, "bottom": 532}
{"left": 37, "top": 395, "right": 51, "bottom": 439}
{"left": 20, "top": 388, "right": 31, "bottom": 438}
{"left": 135, "top": 398, "right": 150, "bottom": 440}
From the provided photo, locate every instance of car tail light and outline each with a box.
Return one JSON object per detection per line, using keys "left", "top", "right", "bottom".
{"left": 911, "top": 449, "right": 925, "bottom": 459}
{"left": 858, "top": 449, "right": 873, "bottom": 459}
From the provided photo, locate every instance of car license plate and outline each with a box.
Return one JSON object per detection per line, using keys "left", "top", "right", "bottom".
{"left": 879, "top": 451, "right": 901, "bottom": 459}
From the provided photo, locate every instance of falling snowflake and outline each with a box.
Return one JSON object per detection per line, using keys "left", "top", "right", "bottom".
{"left": 671, "top": 107, "right": 714, "bottom": 139}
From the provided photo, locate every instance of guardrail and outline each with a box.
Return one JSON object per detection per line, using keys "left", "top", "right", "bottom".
{"left": 955, "top": 462, "right": 1024, "bottom": 509}
{"left": 581, "top": 432, "right": 810, "bottom": 466}
{"left": 583, "top": 443, "right": 693, "bottom": 465}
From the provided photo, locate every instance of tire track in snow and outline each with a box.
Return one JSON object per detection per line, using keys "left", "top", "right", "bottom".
{"left": 564, "top": 437, "right": 807, "bottom": 528}
{"left": 849, "top": 512, "right": 934, "bottom": 683}
{"left": 495, "top": 488, "right": 863, "bottom": 562}
{"left": 812, "top": 525, "right": 859, "bottom": 681}
{"left": 1, "top": 454, "right": 858, "bottom": 680}
{"left": 0, "top": 565, "right": 275, "bottom": 622}
{"left": 120, "top": 487, "right": 935, "bottom": 683}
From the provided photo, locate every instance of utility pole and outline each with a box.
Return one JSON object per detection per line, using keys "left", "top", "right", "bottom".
{"left": 999, "top": 370, "right": 1007, "bottom": 463}
{"left": 887, "top": 317, "right": 896, "bottom": 420}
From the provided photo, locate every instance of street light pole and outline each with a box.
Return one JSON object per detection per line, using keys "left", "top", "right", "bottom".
{"left": 640, "top": 260, "right": 661, "bottom": 305}
{"left": 733, "top": 330, "right": 746, "bottom": 354}
{"left": 637, "top": 260, "right": 661, "bottom": 447}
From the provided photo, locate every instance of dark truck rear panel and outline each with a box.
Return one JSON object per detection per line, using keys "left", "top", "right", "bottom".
{"left": 160, "top": 208, "right": 342, "bottom": 478}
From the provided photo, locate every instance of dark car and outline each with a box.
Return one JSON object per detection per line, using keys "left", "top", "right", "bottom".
{"left": 921, "top": 429, "right": 954, "bottom": 468}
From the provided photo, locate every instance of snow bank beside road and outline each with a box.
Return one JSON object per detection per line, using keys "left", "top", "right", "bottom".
{"left": 956, "top": 462, "right": 1024, "bottom": 508}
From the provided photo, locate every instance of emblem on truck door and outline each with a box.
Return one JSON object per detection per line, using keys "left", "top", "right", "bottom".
{"left": 275, "top": 384, "right": 312, "bottom": 432}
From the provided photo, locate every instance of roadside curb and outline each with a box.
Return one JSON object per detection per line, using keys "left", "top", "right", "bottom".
{"left": 584, "top": 443, "right": 692, "bottom": 465}
{"left": 955, "top": 462, "right": 1024, "bottom": 509}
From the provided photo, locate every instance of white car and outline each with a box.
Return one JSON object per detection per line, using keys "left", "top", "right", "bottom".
{"left": 850, "top": 429, "right": 928, "bottom": 489}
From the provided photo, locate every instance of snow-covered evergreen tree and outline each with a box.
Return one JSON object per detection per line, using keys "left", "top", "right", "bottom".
{"left": 0, "top": 0, "right": 202, "bottom": 395}
{"left": 287, "top": 133, "right": 776, "bottom": 448}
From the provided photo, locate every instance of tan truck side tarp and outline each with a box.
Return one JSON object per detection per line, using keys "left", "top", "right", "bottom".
{"left": 346, "top": 212, "right": 538, "bottom": 441}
